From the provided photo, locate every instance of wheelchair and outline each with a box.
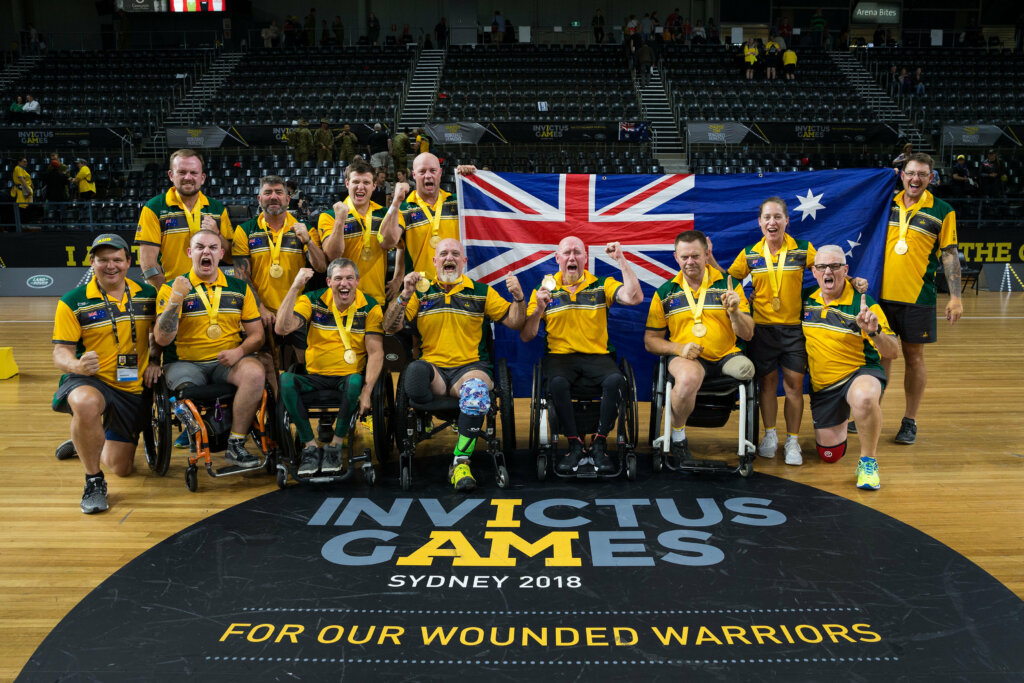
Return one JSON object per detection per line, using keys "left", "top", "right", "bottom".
{"left": 274, "top": 364, "right": 395, "bottom": 487}
{"left": 528, "top": 356, "right": 639, "bottom": 481}
{"left": 145, "top": 376, "right": 279, "bottom": 491}
{"left": 392, "top": 343, "right": 515, "bottom": 491}
{"left": 648, "top": 356, "right": 758, "bottom": 476}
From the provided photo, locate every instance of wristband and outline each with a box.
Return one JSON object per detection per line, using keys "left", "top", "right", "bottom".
{"left": 867, "top": 329, "right": 878, "bottom": 338}
{"left": 398, "top": 293, "right": 410, "bottom": 305}
{"left": 513, "top": 297, "right": 524, "bottom": 303}
{"left": 142, "top": 266, "right": 163, "bottom": 280}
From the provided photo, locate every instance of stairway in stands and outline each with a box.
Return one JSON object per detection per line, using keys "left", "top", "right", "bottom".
{"left": 398, "top": 49, "right": 444, "bottom": 129}
{"left": 637, "top": 66, "right": 686, "bottom": 173}
{"left": 139, "top": 51, "right": 245, "bottom": 160}
{"left": 830, "top": 50, "right": 932, "bottom": 153}
{"left": 0, "top": 55, "right": 42, "bottom": 91}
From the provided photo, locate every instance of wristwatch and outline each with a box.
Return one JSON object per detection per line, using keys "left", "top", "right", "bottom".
{"left": 142, "top": 266, "right": 163, "bottom": 280}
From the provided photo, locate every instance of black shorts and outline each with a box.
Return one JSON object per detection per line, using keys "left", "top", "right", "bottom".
{"left": 784, "top": 63, "right": 795, "bottom": 75}
{"left": 435, "top": 361, "right": 493, "bottom": 392}
{"left": 810, "top": 367, "right": 887, "bottom": 429}
{"left": 879, "top": 300, "right": 936, "bottom": 344}
{"left": 750, "top": 324, "right": 807, "bottom": 377}
{"left": 697, "top": 351, "right": 755, "bottom": 380}
{"left": 544, "top": 353, "right": 620, "bottom": 395}
{"left": 52, "top": 374, "right": 145, "bottom": 444}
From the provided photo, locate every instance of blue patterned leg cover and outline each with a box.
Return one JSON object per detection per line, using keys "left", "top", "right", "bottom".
{"left": 458, "top": 378, "right": 490, "bottom": 416}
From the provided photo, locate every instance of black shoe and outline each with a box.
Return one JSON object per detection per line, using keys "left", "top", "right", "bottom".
{"left": 667, "top": 439, "right": 691, "bottom": 469}
{"left": 894, "top": 417, "right": 917, "bottom": 444}
{"left": 321, "top": 443, "right": 344, "bottom": 473}
{"left": 556, "top": 438, "right": 584, "bottom": 474}
{"left": 591, "top": 435, "right": 615, "bottom": 474}
{"left": 317, "top": 420, "right": 334, "bottom": 444}
{"left": 55, "top": 439, "right": 78, "bottom": 460}
{"left": 225, "top": 438, "right": 260, "bottom": 469}
{"left": 297, "top": 445, "right": 321, "bottom": 476}
{"left": 81, "top": 476, "right": 108, "bottom": 514}
{"left": 847, "top": 420, "right": 858, "bottom": 434}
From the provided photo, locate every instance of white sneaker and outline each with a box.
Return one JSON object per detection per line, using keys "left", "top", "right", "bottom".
{"left": 758, "top": 430, "right": 778, "bottom": 458}
{"left": 784, "top": 437, "right": 803, "bottom": 466}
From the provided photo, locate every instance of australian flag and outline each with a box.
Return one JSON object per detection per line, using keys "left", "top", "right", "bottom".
{"left": 457, "top": 169, "right": 897, "bottom": 399}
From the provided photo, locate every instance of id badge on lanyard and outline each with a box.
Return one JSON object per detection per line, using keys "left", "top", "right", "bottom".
{"left": 117, "top": 354, "right": 139, "bottom": 382}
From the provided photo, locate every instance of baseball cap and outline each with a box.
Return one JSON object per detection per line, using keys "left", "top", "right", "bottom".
{"left": 89, "top": 233, "right": 130, "bottom": 256}
{"left": 956, "top": 154, "right": 965, "bottom": 160}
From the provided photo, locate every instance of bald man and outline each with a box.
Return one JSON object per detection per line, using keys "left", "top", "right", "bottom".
{"left": 521, "top": 236, "right": 643, "bottom": 474}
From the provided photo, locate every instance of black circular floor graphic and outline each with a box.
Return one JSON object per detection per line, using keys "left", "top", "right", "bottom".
{"left": 18, "top": 465, "right": 1024, "bottom": 682}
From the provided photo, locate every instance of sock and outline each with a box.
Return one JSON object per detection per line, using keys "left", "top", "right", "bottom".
{"left": 764, "top": 427, "right": 777, "bottom": 435}
{"left": 786, "top": 433, "right": 798, "bottom": 441}
{"left": 671, "top": 425, "right": 686, "bottom": 442}
{"left": 85, "top": 471, "right": 104, "bottom": 482}
{"left": 453, "top": 434, "right": 476, "bottom": 463}
{"left": 229, "top": 431, "right": 246, "bottom": 441}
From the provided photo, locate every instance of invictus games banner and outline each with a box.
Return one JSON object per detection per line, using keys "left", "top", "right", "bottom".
{"left": 0, "top": 229, "right": 139, "bottom": 269}
{"left": 166, "top": 126, "right": 231, "bottom": 149}
{"left": 686, "top": 122, "right": 750, "bottom": 145}
{"left": 687, "top": 122, "right": 898, "bottom": 146}
{"left": 425, "top": 122, "right": 488, "bottom": 145}
{"left": 487, "top": 121, "right": 621, "bottom": 143}
{"left": 0, "top": 126, "right": 132, "bottom": 149}
{"left": 941, "top": 124, "right": 1013, "bottom": 147}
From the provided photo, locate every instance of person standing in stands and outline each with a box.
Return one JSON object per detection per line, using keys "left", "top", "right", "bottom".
{"left": 367, "top": 123, "right": 391, "bottom": 172}
{"left": 765, "top": 33, "right": 782, "bottom": 80}
{"left": 335, "top": 123, "right": 359, "bottom": 164}
{"left": 72, "top": 158, "right": 96, "bottom": 200}
{"left": 391, "top": 127, "right": 410, "bottom": 174}
{"left": 744, "top": 38, "right": 758, "bottom": 80}
{"left": 592, "top": 10, "right": 605, "bottom": 44}
{"left": 782, "top": 47, "right": 797, "bottom": 80}
{"left": 11, "top": 157, "right": 33, "bottom": 215}
{"left": 313, "top": 118, "right": 335, "bottom": 164}
{"left": 289, "top": 119, "right": 314, "bottom": 165}
{"left": 367, "top": 12, "right": 381, "bottom": 45}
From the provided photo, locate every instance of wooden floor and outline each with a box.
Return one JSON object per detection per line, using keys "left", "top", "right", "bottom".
{"left": 1, "top": 292, "right": 1022, "bottom": 679}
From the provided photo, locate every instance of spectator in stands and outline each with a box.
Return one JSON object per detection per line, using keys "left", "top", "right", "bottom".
{"left": 744, "top": 38, "right": 758, "bottom": 80}
{"left": 367, "top": 123, "right": 391, "bottom": 171}
{"left": 335, "top": 123, "right": 359, "bottom": 164}
{"left": 778, "top": 17, "right": 792, "bottom": 46}
{"left": 765, "top": 33, "right": 782, "bottom": 80}
{"left": 492, "top": 10, "right": 505, "bottom": 43}
{"left": 897, "top": 67, "right": 911, "bottom": 95}
{"left": 810, "top": 9, "right": 827, "bottom": 46}
{"left": 666, "top": 8, "right": 680, "bottom": 34}
{"left": 637, "top": 40, "right": 654, "bottom": 86}
{"left": 592, "top": 10, "right": 605, "bottom": 44}
{"left": 286, "top": 179, "right": 309, "bottom": 218}
{"left": 980, "top": 149, "right": 1005, "bottom": 197}
{"left": 22, "top": 94, "right": 40, "bottom": 115}
{"left": 289, "top": 119, "right": 313, "bottom": 165}
{"left": 892, "top": 143, "right": 913, "bottom": 170}
{"left": 783, "top": 47, "right": 797, "bottom": 80}
{"left": 10, "top": 157, "right": 33, "bottom": 215}
{"left": 413, "top": 127, "right": 431, "bottom": 155}
{"left": 321, "top": 20, "right": 331, "bottom": 46}
{"left": 392, "top": 127, "right": 410, "bottom": 174}
{"left": 873, "top": 27, "right": 886, "bottom": 47}
{"left": 367, "top": 12, "right": 381, "bottom": 45}
{"left": 691, "top": 20, "right": 706, "bottom": 44}
{"left": 9, "top": 95, "right": 23, "bottom": 113}
{"left": 332, "top": 16, "right": 344, "bottom": 45}
{"left": 435, "top": 17, "right": 449, "bottom": 47}
{"left": 43, "top": 158, "right": 68, "bottom": 203}
{"left": 912, "top": 68, "right": 925, "bottom": 97}
{"left": 626, "top": 15, "right": 639, "bottom": 36}
{"left": 951, "top": 155, "right": 974, "bottom": 196}
{"left": 268, "top": 20, "right": 281, "bottom": 47}
{"left": 72, "top": 159, "right": 96, "bottom": 200}
{"left": 314, "top": 118, "right": 335, "bottom": 164}
{"left": 304, "top": 8, "right": 316, "bottom": 47}
{"left": 283, "top": 16, "right": 298, "bottom": 45}
{"left": 707, "top": 18, "right": 719, "bottom": 43}
{"left": 372, "top": 170, "right": 388, "bottom": 206}
{"left": 260, "top": 25, "right": 273, "bottom": 48}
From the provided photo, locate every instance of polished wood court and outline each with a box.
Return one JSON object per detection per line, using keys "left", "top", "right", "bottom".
{"left": 1, "top": 292, "right": 1022, "bottom": 679}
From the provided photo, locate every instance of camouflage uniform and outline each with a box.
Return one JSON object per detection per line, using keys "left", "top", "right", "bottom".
{"left": 290, "top": 123, "right": 314, "bottom": 165}
{"left": 313, "top": 126, "right": 335, "bottom": 163}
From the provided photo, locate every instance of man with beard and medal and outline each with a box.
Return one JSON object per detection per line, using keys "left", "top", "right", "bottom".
{"left": 154, "top": 228, "right": 266, "bottom": 469}
{"left": 318, "top": 160, "right": 399, "bottom": 303}
{"left": 275, "top": 260, "right": 384, "bottom": 477}
{"left": 383, "top": 238, "right": 525, "bottom": 492}
{"left": 520, "top": 236, "right": 643, "bottom": 475}
{"left": 136, "top": 149, "right": 234, "bottom": 288}
{"left": 644, "top": 231, "right": 755, "bottom": 467}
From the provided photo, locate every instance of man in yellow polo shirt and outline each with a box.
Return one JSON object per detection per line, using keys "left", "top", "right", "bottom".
{"left": 153, "top": 228, "right": 266, "bottom": 468}
{"left": 521, "top": 236, "right": 642, "bottom": 474}
{"left": 136, "top": 149, "right": 234, "bottom": 288}
{"left": 11, "top": 157, "right": 33, "bottom": 210}
{"left": 275, "top": 260, "right": 384, "bottom": 476}
{"left": 319, "top": 159, "right": 399, "bottom": 303}
{"left": 380, "top": 152, "right": 476, "bottom": 281}
{"left": 384, "top": 238, "right": 525, "bottom": 491}
{"left": 802, "top": 245, "right": 898, "bottom": 489}
{"left": 72, "top": 158, "right": 97, "bottom": 200}
{"left": 644, "top": 230, "right": 755, "bottom": 467}
{"left": 52, "top": 234, "right": 159, "bottom": 513}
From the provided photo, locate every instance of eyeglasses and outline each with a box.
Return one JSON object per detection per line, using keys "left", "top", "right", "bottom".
{"left": 812, "top": 263, "right": 846, "bottom": 272}
{"left": 903, "top": 171, "right": 931, "bottom": 179}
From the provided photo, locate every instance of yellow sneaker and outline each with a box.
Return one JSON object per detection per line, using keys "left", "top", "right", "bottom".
{"left": 449, "top": 460, "right": 477, "bottom": 491}
{"left": 856, "top": 456, "right": 880, "bottom": 490}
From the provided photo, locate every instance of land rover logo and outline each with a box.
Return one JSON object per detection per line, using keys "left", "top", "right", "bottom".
{"left": 385, "top": 352, "right": 399, "bottom": 362}
{"left": 26, "top": 274, "right": 54, "bottom": 289}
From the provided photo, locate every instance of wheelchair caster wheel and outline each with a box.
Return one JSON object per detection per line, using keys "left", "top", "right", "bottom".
{"left": 497, "top": 464, "right": 509, "bottom": 489}
{"left": 400, "top": 465, "right": 411, "bottom": 491}
{"left": 265, "top": 451, "right": 277, "bottom": 475}
{"left": 185, "top": 465, "right": 198, "bottom": 492}
{"left": 55, "top": 439, "right": 77, "bottom": 461}
{"left": 739, "top": 458, "right": 754, "bottom": 478}
{"left": 363, "top": 465, "right": 376, "bottom": 486}
{"left": 536, "top": 454, "right": 547, "bottom": 481}
{"left": 626, "top": 452, "right": 637, "bottom": 481}
{"left": 276, "top": 467, "right": 288, "bottom": 489}
{"left": 652, "top": 452, "right": 663, "bottom": 473}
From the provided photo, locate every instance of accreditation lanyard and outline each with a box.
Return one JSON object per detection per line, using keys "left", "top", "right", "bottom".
{"left": 258, "top": 213, "right": 290, "bottom": 269}
{"left": 896, "top": 195, "right": 924, "bottom": 250}
{"left": 413, "top": 189, "right": 449, "bottom": 254}
{"left": 98, "top": 286, "right": 137, "bottom": 352}
{"left": 681, "top": 268, "right": 710, "bottom": 326}
{"left": 193, "top": 282, "right": 223, "bottom": 328}
{"left": 329, "top": 297, "right": 357, "bottom": 355}
{"left": 345, "top": 196, "right": 376, "bottom": 250}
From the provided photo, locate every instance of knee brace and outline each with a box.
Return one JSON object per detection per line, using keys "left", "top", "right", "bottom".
{"left": 816, "top": 440, "right": 847, "bottom": 463}
{"left": 458, "top": 378, "right": 491, "bottom": 416}
{"left": 404, "top": 360, "right": 434, "bottom": 404}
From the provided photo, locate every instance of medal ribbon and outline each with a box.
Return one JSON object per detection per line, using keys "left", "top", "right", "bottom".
{"left": 345, "top": 196, "right": 376, "bottom": 251}
{"left": 413, "top": 189, "right": 449, "bottom": 257}
{"left": 258, "top": 213, "right": 290, "bottom": 270}
{"left": 681, "top": 268, "right": 710, "bottom": 327}
{"left": 174, "top": 188, "right": 204, "bottom": 234}
{"left": 761, "top": 239, "right": 788, "bottom": 303}
{"left": 193, "top": 282, "right": 223, "bottom": 329}
{"left": 897, "top": 194, "right": 924, "bottom": 248}
{"left": 329, "top": 297, "right": 357, "bottom": 355}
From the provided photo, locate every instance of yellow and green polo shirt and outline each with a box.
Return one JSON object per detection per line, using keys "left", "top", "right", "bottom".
{"left": 316, "top": 200, "right": 390, "bottom": 302}
{"left": 405, "top": 274, "right": 510, "bottom": 368}
{"left": 728, "top": 234, "right": 816, "bottom": 326}
{"left": 397, "top": 189, "right": 460, "bottom": 280}
{"left": 802, "top": 283, "right": 893, "bottom": 391}
{"left": 292, "top": 288, "right": 383, "bottom": 376}
{"left": 526, "top": 270, "right": 622, "bottom": 355}
{"left": 135, "top": 187, "right": 234, "bottom": 280}
{"left": 646, "top": 266, "right": 750, "bottom": 362}
{"left": 232, "top": 211, "right": 311, "bottom": 311}
{"left": 881, "top": 189, "right": 957, "bottom": 306}
{"left": 155, "top": 269, "right": 260, "bottom": 363}
{"left": 52, "top": 278, "right": 157, "bottom": 394}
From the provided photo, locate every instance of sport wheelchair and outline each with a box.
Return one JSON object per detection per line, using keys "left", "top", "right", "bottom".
{"left": 528, "top": 356, "right": 639, "bottom": 480}
{"left": 648, "top": 356, "right": 758, "bottom": 476}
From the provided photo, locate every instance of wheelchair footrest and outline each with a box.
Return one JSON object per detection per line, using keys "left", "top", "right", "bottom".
{"left": 209, "top": 463, "right": 261, "bottom": 477}
{"left": 670, "top": 458, "right": 738, "bottom": 473}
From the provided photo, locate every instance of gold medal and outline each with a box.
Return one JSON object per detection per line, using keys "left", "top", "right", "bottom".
{"left": 361, "top": 246, "right": 373, "bottom": 261}
{"left": 692, "top": 322, "right": 707, "bottom": 338}
{"left": 429, "top": 234, "right": 440, "bottom": 248}
{"left": 206, "top": 323, "right": 223, "bottom": 340}
{"left": 894, "top": 239, "right": 908, "bottom": 255}
{"left": 771, "top": 296, "right": 781, "bottom": 311}
{"left": 269, "top": 263, "right": 284, "bottom": 278}
{"left": 542, "top": 275, "right": 557, "bottom": 291}
{"left": 415, "top": 272, "right": 430, "bottom": 293}
{"left": 344, "top": 349, "right": 357, "bottom": 365}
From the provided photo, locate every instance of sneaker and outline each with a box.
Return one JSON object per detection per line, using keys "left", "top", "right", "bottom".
{"left": 758, "top": 430, "right": 778, "bottom": 458}
{"left": 81, "top": 477, "right": 108, "bottom": 514}
{"left": 55, "top": 439, "right": 78, "bottom": 460}
{"left": 174, "top": 431, "right": 191, "bottom": 449}
{"left": 856, "top": 456, "right": 881, "bottom": 490}
{"left": 894, "top": 417, "right": 917, "bottom": 445}
{"left": 847, "top": 420, "right": 858, "bottom": 434}
{"left": 450, "top": 459, "right": 477, "bottom": 491}
{"left": 225, "top": 437, "right": 260, "bottom": 469}
{"left": 320, "top": 443, "right": 344, "bottom": 474}
{"left": 556, "top": 438, "right": 584, "bottom": 474}
{"left": 591, "top": 435, "right": 616, "bottom": 474}
{"left": 667, "top": 438, "right": 692, "bottom": 469}
{"left": 783, "top": 437, "right": 803, "bottom": 466}
{"left": 297, "top": 445, "right": 321, "bottom": 476}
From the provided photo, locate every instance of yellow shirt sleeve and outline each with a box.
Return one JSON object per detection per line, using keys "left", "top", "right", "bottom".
{"left": 241, "top": 285, "right": 261, "bottom": 321}
{"left": 155, "top": 283, "right": 180, "bottom": 318}
{"left": 727, "top": 249, "right": 750, "bottom": 280}
{"left": 867, "top": 300, "right": 894, "bottom": 342}
{"left": 293, "top": 294, "right": 312, "bottom": 322}
{"left": 231, "top": 225, "right": 250, "bottom": 257}
{"left": 405, "top": 292, "right": 421, "bottom": 322}
{"left": 646, "top": 294, "right": 667, "bottom": 329}
{"left": 365, "top": 304, "right": 384, "bottom": 334}
{"left": 526, "top": 289, "right": 539, "bottom": 317}
{"left": 603, "top": 276, "right": 623, "bottom": 308}
{"left": 317, "top": 212, "right": 336, "bottom": 243}
{"left": 135, "top": 204, "right": 161, "bottom": 246}
{"left": 218, "top": 209, "right": 233, "bottom": 243}
{"left": 806, "top": 242, "right": 817, "bottom": 265}
{"left": 938, "top": 212, "right": 957, "bottom": 250}
{"left": 485, "top": 286, "right": 512, "bottom": 322}
{"left": 52, "top": 299, "right": 81, "bottom": 344}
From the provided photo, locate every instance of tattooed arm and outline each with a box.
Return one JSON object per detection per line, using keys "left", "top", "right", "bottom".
{"left": 941, "top": 245, "right": 963, "bottom": 325}
{"left": 154, "top": 277, "right": 191, "bottom": 346}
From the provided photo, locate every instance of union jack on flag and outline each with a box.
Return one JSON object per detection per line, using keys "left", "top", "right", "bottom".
{"left": 457, "top": 169, "right": 896, "bottom": 398}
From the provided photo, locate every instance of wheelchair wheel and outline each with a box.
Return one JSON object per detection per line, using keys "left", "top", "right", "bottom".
{"left": 739, "top": 457, "right": 754, "bottom": 478}
{"left": 400, "top": 464, "right": 411, "bottom": 491}
{"left": 275, "top": 394, "right": 299, "bottom": 469}
{"left": 393, "top": 370, "right": 412, "bottom": 455}
{"left": 496, "top": 464, "right": 510, "bottom": 489}
{"left": 536, "top": 453, "right": 548, "bottom": 481}
{"left": 496, "top": 358, "right": 516, "bottom": 457}
{"left": 648, "top": 363, "right": 665, "bottom": 449}
{"left": 626, "top": 452, "right": 638, "bottom": 481}
{"left": 146, "top": 379, "right": 172, "bottom": 476}
{"left": 261, "top": 391, "right": 278, "bottom": 475}
{"left": 528, "top": 360, "right": 542, "bottom": 457}
{"left": 185, "top": 465, "right": 198, "bottom": 492}
{"left": 371, "top": 372, "right": 395, "bottom": 463}
{"left": 620, "top": 359, "right": 639, "bottom": 448}
{"left": 276, "top": 466, "right": 288, "bottom": 488}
